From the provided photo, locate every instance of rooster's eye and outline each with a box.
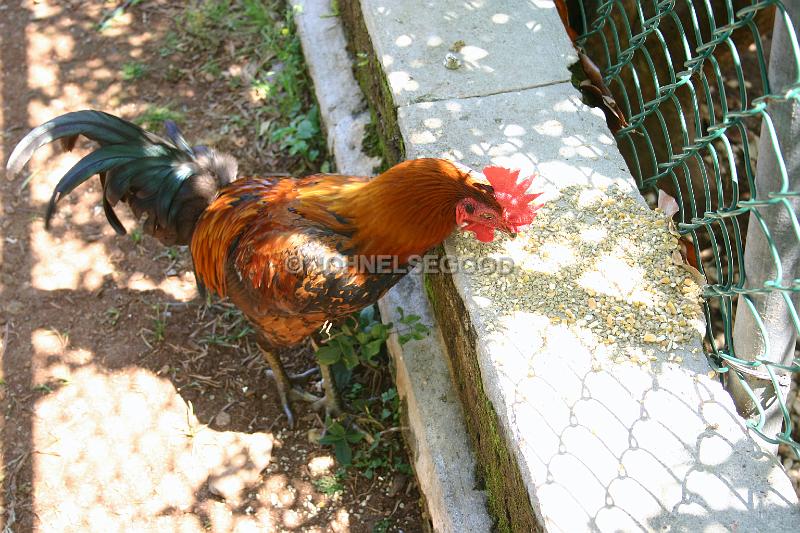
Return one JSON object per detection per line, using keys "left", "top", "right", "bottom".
{"left": 464, "top": 203, "right": 475, "bottom": 214}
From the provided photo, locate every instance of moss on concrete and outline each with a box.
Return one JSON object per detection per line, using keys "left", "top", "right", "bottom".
{"left": 427, "top": 269, "right": 541, "bottom": 533}
{"left": 340, "top": 0, "right": 403, "bottom": 166}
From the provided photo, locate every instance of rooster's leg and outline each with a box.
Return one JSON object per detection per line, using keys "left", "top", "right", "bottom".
{"left": 308, "top": 339, "right": 344, "bottom": 418}
{"left": 258, "top": 345, "right": 320, "bottom": 427}
{"left": 314, "top": 363, "right": 343, "bottom": 418}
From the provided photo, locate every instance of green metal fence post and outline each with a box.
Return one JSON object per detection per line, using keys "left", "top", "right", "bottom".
{"left": 728, "top": 0, "right": 800, "bottom": 451}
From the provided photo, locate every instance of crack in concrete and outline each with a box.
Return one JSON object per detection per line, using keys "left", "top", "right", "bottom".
{"left": 402, "top": 78, "right": 574, "bottom": 108}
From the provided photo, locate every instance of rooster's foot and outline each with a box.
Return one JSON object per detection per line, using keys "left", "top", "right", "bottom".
{"left": 265, "top": 369, "right": 321, "bottom": 428}
{"left": 311, "top": 394, "right": 343, "bottom": 419}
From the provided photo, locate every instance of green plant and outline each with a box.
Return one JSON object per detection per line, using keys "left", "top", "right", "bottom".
{"left": 270, "top": 106, "right": 321, "bottom": 162}
{"left": 144, "top": 303, "right": 168, "bottom": 344}
{"left": 159, "top": 32, "right": 180, "bottom": 57}
{"left": 312, "top": 469, "right": 346, "bottom": 496}
{"left": 134, "top": 106, "right": 184, "bottom": 131}
{"left": 121, "top": 62, "right": 146, "bottom": 81}
{"left": 318, "top": 419, "right": 364, "bottom": 465}
{"left": 170, "top": 0, "right": 326, "bottom": 170}
{"left": 395, "top": 307, "right": 428, "bottom": 345}
{"left": 97, "top": 0, "right": 142, "bottom": 31}
{"left": 313, "top": 306, "right": 426, "bottom": 476}
{"left": 105, "top": 307, "right": 121, "bottom": 327}
{"left": 373, "top": 518, "right": 392, "bottom": 533}
{"left": 350, "top": 387, "right": 412, "bottom": 479}
{"left": 315, "top": 306, "right": 393, "bottom": 371}
{"left": 129, "top": 227, "right": 143, "bottom": 245}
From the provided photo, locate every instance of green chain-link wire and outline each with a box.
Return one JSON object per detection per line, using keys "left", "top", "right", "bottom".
{"left": 574, "top": 0, "right": 800, "bottom": 455}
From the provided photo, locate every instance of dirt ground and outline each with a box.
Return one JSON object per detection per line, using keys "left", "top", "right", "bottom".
{"left": 0, "top": 1, "right": 423, "bottom": 531}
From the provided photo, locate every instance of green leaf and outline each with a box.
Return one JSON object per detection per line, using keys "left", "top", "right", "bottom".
{"left": 336, "top": 336, "right": 355, "bottom": 359}
{"left": 381, "top": 388, "right": 397, "bottom": 403}
{"left": 401, "top": 314, "right": 421, "bottom": 325}
{"left": 316, "top": 345, "right": 341, "bottom": 365}
{"left": 363, "top": 339, "right": 383, "bottom": 360}
{"left": 369, "top": 323, "right": 388, "bottom": 340}
{"left": 345, "top": 431, "right": 364, "bottom": 444}
{"left": 334, "top": 440, "right": 352, "bottom": 465}
{"left": 342, "top": 349, "right": 359, "bottom": 370}
{"left": 356, "top": 332, "right": 370, "bottom": 344}
{"left": 296, "top": 118, "right": 316, "bottom": 139}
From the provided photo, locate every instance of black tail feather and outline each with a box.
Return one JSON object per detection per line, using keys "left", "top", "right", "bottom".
{"left": 6, "top": 110, "right": 237, "bottom": 245}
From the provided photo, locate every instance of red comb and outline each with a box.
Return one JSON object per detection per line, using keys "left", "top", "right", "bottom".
{"left": 483, "top": 166, "right": 543, "bottom": 232}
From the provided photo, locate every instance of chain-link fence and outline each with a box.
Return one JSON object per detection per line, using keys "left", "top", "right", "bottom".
{"left": 567, "top": 0, "right": 800, "bottom": 456}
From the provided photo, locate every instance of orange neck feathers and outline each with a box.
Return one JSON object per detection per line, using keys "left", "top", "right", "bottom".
{"left": 297, "top": 158, "right": 500, "bottom": 261}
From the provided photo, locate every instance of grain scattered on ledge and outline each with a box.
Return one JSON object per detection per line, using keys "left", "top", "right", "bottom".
{"left": 454, "top": 185, "right": 705, "bottom": 369}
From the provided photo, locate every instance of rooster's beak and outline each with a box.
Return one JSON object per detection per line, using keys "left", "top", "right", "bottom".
{"left": 498, "top": 224, "right": 517, "bottom": 239}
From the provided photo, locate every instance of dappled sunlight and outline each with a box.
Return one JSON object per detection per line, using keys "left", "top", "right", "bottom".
{"left": 368, "top": 0, "right": 575, "bottom": 104}
{"left": 481, "top": 310, "right": 793, "bottom": 530}
{"left": 32, "top": 366, "right": 288, "bottom": 531}
{"left": 126, "top": 271, "right": 198, "bottom": 301}
{"left": 30, "top": 359, "right": 363, "bottom": 531}
{"left": 387, "top": 70, "right": 419, "bottom": 94}
{"left": 28, "top": 28, "right": 75, "bottom": 64}
{"left": 31, "top": 328, "right": 94, "bottom": 381}
{"left": 577, "top": 255, "right": 646, "bottom": 301}
{"left": 31, "top": 224, "right": 114, "bottom": 291}
{"left": 2, "top": 0, "right": 415, "bottom": 530}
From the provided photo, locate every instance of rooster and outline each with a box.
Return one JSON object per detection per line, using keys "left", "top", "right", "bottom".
{"left": 7, "top": 110, "right": 541, "bottom": 425}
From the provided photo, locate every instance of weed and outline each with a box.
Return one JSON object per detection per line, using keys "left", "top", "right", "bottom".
{"left": 105, "top": 307, "right": 121, "bottom": 327}
{"left": 271, "top": 106, "right": 321, "bottom": 162}
{"left": 121, "top": 62, "right": 146, "bottom": 81}
{"left": 373, "top": 518, "right": 392, "bottom": 533}
{"left": 174, "top": 0, "right": 326, "bottom": 170}
{"left": 350, "top": 387, "right": 412, "bottom": 479}
{"left": 134, "top": 106, "right": 184, "bottom": 131}
{"left": 159, "top": 32, "right": 180, "bottom": 57}
{"left": 182, "top": 400, "right": 207, "bottom": 440}
{"left": 312, "top": 469, "right": 346, "bottom": 496}
{"left": 155, "top": 246, "right": 181, "bottom": 262}
{"left": 142, "top": 303, "right": 168, "bottom": 345}
{"left": 315, "top": 306, "right": 394, "bottom": 371}
{"left": 316, "top": 306, "right": 428, "bottom": 476}
{"left": 130, "top": 227, "right": 143, "bottom": 245}
{"left": 318, "top": 419, "right": 364, "bottom": 466}
{"left": 33, "top": 384, "right": 53, "bottom": 394}
{"left": 200, "top": 59, "right": 222, "bottom": 79}
{"left": 395, "top": 307, "right": 428, "bottom": 345}
{"left": 356, "top": 51, "right": 370, "bottom": 68}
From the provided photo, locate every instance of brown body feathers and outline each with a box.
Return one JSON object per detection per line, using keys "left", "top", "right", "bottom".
{"left": 192, "top": 158, "right": 499, "bottom": 346}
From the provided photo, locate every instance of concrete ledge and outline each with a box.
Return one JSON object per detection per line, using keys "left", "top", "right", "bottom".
{"left": 359, "top": 0, "right": 576, "bottom": 105}
{"left": 293, "top": 2, "right": 492, "bottom": 531}
{"left": 351, "top": 0, "right": 800, "bottom": 531}
{"left": 379, "top": 275, "right": 492, "bottom": 533}
{"left": 291, "top": 0, "right": 380, "bottom": 176}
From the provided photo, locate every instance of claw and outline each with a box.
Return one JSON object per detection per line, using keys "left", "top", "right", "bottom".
{"left": 311, "top": 394, "right": 343, "bottom": 419}
{"left": 259, "top": 346, "right": 321, "bottom": 428}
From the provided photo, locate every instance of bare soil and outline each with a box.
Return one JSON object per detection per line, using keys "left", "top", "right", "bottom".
{"left": 0, "top": 1, "right": 423, "bottom": 531}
